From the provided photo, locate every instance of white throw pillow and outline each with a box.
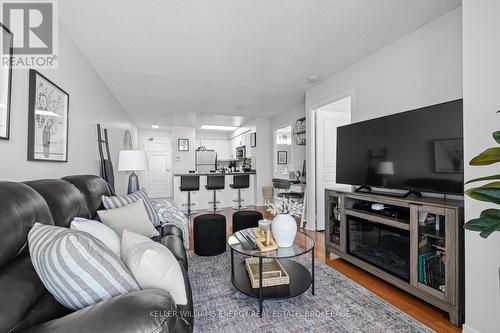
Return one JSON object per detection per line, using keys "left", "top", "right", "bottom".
{"left": 97, "top": 199, "right": 159, "bottom": 238}
{"left": 121, "top": 230, "right": 187, "bottom": 305}
{"left": 28, "top": 223, "right": 139, "bottom": 310}
{"left": 70, "top": 217, "right": 121, "bottom": 257}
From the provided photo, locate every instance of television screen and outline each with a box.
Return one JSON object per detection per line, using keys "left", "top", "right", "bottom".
{"left": 336, "top": 99, "right": 463, "bottom": 195}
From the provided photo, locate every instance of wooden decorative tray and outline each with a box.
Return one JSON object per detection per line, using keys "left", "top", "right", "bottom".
{"left": 251, "top": 228, "right": 278, "bottom": 252}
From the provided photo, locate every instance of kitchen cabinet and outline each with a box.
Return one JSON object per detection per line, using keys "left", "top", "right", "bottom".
{"left": 228, "top": 132, "right": 254, "bottom": 158}
{"left": 195, "top": 139, "right": 229, "bottom": 160}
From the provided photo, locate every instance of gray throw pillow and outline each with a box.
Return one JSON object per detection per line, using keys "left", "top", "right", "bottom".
{"left": 28, "top": 223, "right": 139, "bottom": 310}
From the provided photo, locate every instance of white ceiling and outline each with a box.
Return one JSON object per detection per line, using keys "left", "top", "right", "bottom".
{"left": 60, "top": 0, "right": 461, "bottom": 130}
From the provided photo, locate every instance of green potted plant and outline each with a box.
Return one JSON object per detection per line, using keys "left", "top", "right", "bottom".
{"left": 464, "top": 110, "right": 500, "bottom": 237}
{"left": 464, "top": 110, "right": 500, "bottom": 295}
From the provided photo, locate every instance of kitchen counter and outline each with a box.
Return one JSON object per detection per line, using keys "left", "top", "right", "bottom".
{"left": 173, "top": 170, "right": 256, "bottom": 176}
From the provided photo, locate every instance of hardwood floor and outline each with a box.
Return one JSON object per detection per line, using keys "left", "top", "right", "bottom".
{"left": 186, "top": 207, "right": 461, "bottom": 333}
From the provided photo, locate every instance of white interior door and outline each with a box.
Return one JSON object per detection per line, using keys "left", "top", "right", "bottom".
{"left": 315, "top": 97, "right": 351, "bottom": 230}
{"left": 143, "top": 138, "right": 172, "bottom": 198}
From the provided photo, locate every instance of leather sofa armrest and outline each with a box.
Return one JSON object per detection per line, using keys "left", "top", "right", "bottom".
{"left": 23, "top": 290, "right": 177, "bottom": 333}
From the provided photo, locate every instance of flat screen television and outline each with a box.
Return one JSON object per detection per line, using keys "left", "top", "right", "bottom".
{"left": 336, "top": 99, "right": 463, "bottom": 195}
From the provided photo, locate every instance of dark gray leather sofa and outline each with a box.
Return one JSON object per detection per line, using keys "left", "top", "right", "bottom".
{"left": 0, "top": 175, "right": 193, "bottom": 333}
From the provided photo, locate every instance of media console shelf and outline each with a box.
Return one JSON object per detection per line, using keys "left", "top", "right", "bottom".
{"left": 325, "top": 190, "right": 464, "bottom": 326}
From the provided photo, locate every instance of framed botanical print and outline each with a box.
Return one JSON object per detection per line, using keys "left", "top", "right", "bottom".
{"left": 178, "top": 138, "right": 189, "bottom": 151}
{"left": 0, "top": 23, "right": 13, "bottom": 140}
{"left": 277, "top": 151, "right": 288, "bottom": 164}
{"left": 28, "top": 70, "right": 69, "bottom": 162}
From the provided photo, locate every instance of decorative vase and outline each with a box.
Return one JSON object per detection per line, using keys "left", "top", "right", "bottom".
{"left": 271, "top": 214, "right": 297, "bottom": 247}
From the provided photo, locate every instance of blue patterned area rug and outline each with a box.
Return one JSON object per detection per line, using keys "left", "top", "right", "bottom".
{"left": 187, "top": 250, "right": 434, "bottom": 333}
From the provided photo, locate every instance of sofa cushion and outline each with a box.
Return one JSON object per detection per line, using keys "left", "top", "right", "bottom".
{"left": 70, "top": 217, "right": 121, "bottom": 257}
{"left": 0, "top": 181, "right": 56, "bottom": 333}
{"left": 61, "top": 175, "right": 114, "bottom": 219}
{"left": 28, "top": 223, "right": 139, "bottom": 310}
{"left": 102, "top": 189, "right": 160, "bottom": 226}
{"left": 121, "top": 230, "right": 188, "bottom": 305}
{"left": 97, "top": 200, "right": 159, "bottom": 238}
{"left": 161, "top": 235, "right": 188, "bottom": 270}
{"left": 24, "top": 179, "right": 89, "bottom": 227}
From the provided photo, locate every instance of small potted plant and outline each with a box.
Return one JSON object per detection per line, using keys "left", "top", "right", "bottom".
{"left": 267, "top": 197, "right": 303, "bottom": 247}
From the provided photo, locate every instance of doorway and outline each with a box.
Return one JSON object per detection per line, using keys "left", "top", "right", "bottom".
{"left": 315, "top": 96, "right": 352, "bottom": 230}
{"left": 273, "top": 125, "right": 293, "bottom": 179}
{"left": 142, "top": 137, "right": 172, "bottom": 198}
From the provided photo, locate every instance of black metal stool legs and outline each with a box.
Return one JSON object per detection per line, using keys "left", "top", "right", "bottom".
{"left": 233, "top": 188, "right": 247, "bottom": 210}
{"left": 207, "top": 190, "right": 222, "bottom": 212}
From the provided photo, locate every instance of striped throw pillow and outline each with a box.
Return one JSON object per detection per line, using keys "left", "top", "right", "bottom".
{"left": 28, "top": 223, "right": 139, "bottom": 310}
{"left": 102, "top": 189, "right": 160, "bottom": 226}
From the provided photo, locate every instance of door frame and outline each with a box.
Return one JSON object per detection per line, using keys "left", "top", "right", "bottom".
{"left": 305, "top": 89, "right": 355, "bottom": 231}
{"left": 142, "top": 137, "right": 172, "bottom": 198}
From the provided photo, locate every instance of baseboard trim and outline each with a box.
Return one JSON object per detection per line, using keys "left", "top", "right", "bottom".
{"left": 462, "top": 324, "right": 481, "bottom": 333}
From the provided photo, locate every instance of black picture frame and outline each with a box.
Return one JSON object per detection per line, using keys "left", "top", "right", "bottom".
{"left": 250, "top": 132, "right": 256, "bottom": 147}
{"left": 28, "top": 70, "right": 70, "bottom": 162}
{"left": 277, "top": 151, "right": 288, "bottom": 164}
{"left": 178, "top": 138, "right": 189, "bottom": 151}
{"left": 0, "top": 23, "right": 13, "bottom": 140}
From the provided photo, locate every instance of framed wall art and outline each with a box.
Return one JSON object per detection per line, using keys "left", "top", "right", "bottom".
{"left": 28, "top": 70, "right": 69, "bottom": 162}
{"left": 277, "top": 151, "right": 288, "bottom": 164}
{"left": 178, "top": 138, "right": 189, "bottom": 151}
{"left": 250, "top": 132, "right": 256, "bottom": 147}
{"left": 0, "top": 23, "right": 13, "bottom": 140}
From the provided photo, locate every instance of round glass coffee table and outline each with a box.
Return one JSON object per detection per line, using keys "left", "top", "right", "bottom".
{"left": 228, "top": 229, "right": 315, "bottom": 316}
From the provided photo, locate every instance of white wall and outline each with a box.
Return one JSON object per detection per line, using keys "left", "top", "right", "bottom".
{"left": 463, "top": 1, "right": 500, "bottom": 332}
{"left": 270, "top": 103, "right": 306, "bottom": 176}
{"left": 305, "top": 8, "right": 463, "bottom": 226}
{"left": 0, "top": 25, "right": 137, "bottom": 195}
{"left": 171, "top": 126, "right": 196, "bottom": 174}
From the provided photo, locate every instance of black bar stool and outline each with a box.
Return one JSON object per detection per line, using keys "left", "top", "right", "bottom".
{"left": 206, "top": 174, "right": 225, "bottom": 212}
{"left": 230, "top": 174, "right": 250, "bottom": 210}
{"left": 179, "top": 175, "right": 200, "bottom": 215}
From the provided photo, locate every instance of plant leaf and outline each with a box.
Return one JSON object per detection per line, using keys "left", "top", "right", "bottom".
{"left": 494, "top": 131, "right": 500, "bottom": 144}
{"left": 470, "top": 147, "right": 500, "bottom": 165}
{"left": 464, "top": 209, "right": 500, "bottom": 238}
{"left": 465, "top": 182, "right": 500, "bottom": 204}
{"left": 466, "top": 174, "right": 500, "bottom": 184}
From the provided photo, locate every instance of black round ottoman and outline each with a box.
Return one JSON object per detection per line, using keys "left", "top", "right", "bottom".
{"left": 232, "top": 210, "right": 263, "bottom": 233}
{"left": 193, "top": 214, "right": 226, "bottom": 256}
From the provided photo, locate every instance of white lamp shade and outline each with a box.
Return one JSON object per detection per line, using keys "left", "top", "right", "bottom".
{"left": 118, "top": 150, "right": 147, "bottom": 171}
{"left": 376, "top": 161, "right": 394, "bottom": 175}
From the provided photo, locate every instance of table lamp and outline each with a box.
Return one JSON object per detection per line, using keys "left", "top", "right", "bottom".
{"left": 118, "top": 150, "right": 147, "bottom": 194}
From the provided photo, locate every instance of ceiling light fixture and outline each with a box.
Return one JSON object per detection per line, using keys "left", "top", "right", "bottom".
{"left": 200, "top": 125, "right": 238, "bottom": 131}
{"left": 151, "top": 125, "right": 159, "bottom": 129}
